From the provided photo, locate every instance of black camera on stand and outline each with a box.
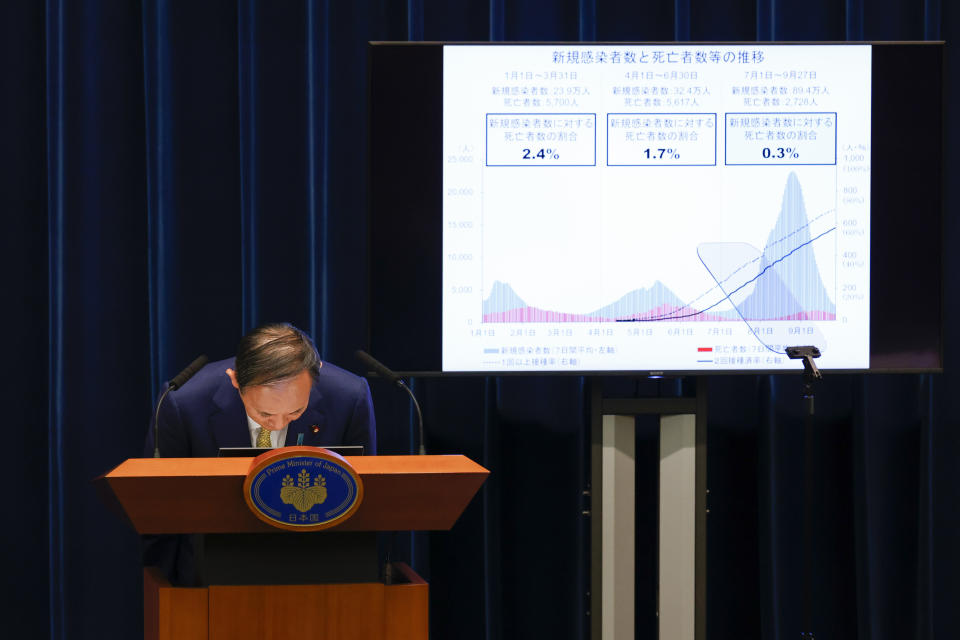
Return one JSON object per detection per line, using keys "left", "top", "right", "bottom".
{"left": 785, "top": 345, "right": 821, "bottom": 640}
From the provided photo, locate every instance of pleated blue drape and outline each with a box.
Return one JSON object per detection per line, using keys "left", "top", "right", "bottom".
{"left": 0, "top": 0, "right": 954, "bottom": 638}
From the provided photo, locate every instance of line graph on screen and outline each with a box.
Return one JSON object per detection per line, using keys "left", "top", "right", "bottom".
{"left": 481, "top": 172, "right": 836, "bottom": 325}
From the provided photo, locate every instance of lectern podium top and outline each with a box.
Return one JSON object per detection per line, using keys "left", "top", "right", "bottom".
{"left": 102, "top": 454, "right": 489, "bottom": 535}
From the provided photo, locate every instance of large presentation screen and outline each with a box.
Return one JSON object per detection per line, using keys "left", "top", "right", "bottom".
{"left": 442, "top": 44, "right": 872, "bottom": 373}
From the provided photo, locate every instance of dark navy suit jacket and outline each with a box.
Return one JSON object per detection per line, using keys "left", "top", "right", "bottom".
{"left": 145, "top": 357, "right": 376, "bottom": 457}
{"left": 142, "top": 357, "right": 375, "bottom": 585}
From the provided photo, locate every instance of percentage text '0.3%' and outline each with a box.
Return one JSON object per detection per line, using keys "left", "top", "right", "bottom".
{"left": 762, "top": 147, "right": 800, "bottom": 159}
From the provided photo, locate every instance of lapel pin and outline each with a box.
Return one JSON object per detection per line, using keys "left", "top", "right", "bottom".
{"left": 311, "top": 424, "right": 320, "bottom": 433}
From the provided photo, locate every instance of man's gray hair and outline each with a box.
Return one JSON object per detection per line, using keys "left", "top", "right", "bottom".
{"left": 234, "top": 323, "right": 321, "bottom": 390}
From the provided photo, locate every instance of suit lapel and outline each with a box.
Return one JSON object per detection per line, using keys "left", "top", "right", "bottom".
{"left": 288, "top": 384, "right": 326, "bottom": 446}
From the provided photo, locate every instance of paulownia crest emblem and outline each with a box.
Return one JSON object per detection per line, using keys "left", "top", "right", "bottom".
{"left": 280, "top": 468, "right": 328, "bottom": 512}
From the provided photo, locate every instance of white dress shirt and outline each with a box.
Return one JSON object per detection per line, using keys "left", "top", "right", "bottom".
{"left": 246, "top": 415, "right": 288, "bottom": 448}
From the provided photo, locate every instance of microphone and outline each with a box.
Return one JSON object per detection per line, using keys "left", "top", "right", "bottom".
{"left": 153, "top": 355, "right": 208, "bottom": 457}
{"left": 354, "top": 349, "right": 402, "bottom": 387}
{"left": 168, "top": 354, "right": 209, "bottom": 390}
{"left": 355, "top": 350, "right": 425, "bottom": 455}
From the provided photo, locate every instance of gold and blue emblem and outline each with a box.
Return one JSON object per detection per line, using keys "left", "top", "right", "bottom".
{"left": 243, "top": 447, "right": 363, "bottom": 530}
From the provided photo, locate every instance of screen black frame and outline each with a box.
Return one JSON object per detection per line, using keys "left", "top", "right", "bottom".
{"left": 367, "top": 41, "right": 944, "bottom": 376}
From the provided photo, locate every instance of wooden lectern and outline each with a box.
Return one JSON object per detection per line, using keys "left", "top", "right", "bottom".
{"left": 102, "top": 455, "right": 489, "bottom": 640}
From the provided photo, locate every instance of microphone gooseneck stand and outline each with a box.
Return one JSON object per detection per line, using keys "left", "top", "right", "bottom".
{"left": 354, "top": 350, "right": 426, "bottom": 455}
{"left": 153, "top": 354, "right": 209, "bottom": 457}
{"left": 354, "top": 350, "right": 427, "bottom": 585}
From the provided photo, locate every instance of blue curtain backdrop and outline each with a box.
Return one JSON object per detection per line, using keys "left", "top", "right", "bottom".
{"left": 2, "top": 0, "right": 957, "bottom": 639}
